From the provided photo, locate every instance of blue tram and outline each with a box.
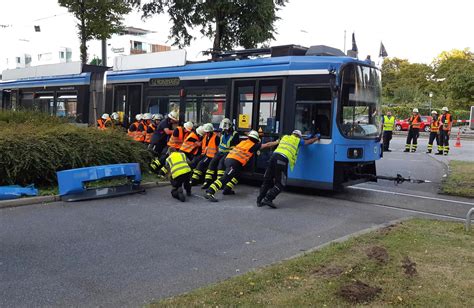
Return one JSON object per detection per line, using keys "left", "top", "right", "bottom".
{"left": 1, "top": 45, "right": 382, "bottom": 190}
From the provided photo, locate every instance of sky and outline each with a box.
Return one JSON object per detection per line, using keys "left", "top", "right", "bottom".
{"left": 0, "top": 0, "right": 473, "bottom": 72}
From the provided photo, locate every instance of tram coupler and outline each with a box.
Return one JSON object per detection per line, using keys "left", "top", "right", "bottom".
{"left": 355, "top": 173, "right": 432, "bottom": 185}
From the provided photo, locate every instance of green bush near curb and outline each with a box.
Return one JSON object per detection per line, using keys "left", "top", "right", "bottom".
{"left": 0, "top": 111, "right": 152, "bottom": 186}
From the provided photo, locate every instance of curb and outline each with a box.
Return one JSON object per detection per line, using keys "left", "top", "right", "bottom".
{"left": 0, "top": 181, "right": 169, "bottom": 210}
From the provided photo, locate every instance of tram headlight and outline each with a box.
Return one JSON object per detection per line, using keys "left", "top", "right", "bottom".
{"left": 347, "top": 148, "right": 363, "bottom": 159}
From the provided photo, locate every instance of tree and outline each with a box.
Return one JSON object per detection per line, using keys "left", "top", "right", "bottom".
{"left": 59, "top": 0, "right": 132, "bottom": 64}
{"left": 133, "top": 0, "right": 287, "bottom": 55}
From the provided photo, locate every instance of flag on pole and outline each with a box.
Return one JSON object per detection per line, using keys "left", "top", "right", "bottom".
{"left": 379, "top": 42, "right": 388, "bottom": 58}
{"left": 351, "top": 32, "right": 358, "bottom": 52}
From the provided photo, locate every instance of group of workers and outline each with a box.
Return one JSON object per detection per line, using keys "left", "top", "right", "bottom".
{"left": 382, "top": 106, "right": 453, "bottom": 155}
{"left": 97, "top": 111, "right": 319, "bottom": 208}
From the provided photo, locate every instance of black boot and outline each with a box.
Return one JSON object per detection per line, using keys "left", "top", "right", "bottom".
{"left": 204, "top": 193, "right": 218, "bottom": 202}
{"left": 261, "top": 198, "right": 277, "bottom": 209}
{"left": 222, "top": 188, "right": 235, "bottom": 195}
{"left": 177, "top": 188, "right": 186, "bottom": 202}
{"left": 201, "top": 181, "right": 211, "bottom": 189}
{"left": 257, "top": 195, "right": 264, "bottom": 207}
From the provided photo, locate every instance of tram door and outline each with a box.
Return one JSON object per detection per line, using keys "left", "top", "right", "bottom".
{"left": 233, "top": 79, "right": 283, "bottom": 175}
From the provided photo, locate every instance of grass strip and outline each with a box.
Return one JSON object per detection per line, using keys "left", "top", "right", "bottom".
{"left": 441, "top": 160, "right": 474, "bottom": 198}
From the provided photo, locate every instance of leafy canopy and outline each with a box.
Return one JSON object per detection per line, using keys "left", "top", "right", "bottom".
{"left": 133, "top": 0, "right": 287, "bottom": 53}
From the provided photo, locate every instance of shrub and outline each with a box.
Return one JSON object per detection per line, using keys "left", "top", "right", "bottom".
{"left": 0, "top": 111, "right": 152, "bottom": 186}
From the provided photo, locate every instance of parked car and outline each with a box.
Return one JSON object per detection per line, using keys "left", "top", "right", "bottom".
{"left": 395, "top": 116, "right": 432, "bottom": 132}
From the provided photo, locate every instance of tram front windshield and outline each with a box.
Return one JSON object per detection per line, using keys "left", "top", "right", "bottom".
{"left": 339, "top": 64, "right": 382, "bottom": 138}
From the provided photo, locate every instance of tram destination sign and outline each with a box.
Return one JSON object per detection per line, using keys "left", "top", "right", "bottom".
{"left": 149, "top": 78, "right": 180, "bottom": 87}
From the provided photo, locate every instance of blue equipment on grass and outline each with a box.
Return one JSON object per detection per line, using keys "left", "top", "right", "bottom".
{"left": 0, "top": 185, "right": 38, "bottom": 201}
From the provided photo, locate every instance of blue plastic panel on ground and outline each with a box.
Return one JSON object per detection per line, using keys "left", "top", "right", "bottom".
{"left": 57, "top": 163, "right": 142, "bottom": 196}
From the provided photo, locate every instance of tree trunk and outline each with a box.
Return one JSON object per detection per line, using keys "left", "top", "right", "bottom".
{"left": 79, "top": 0, "right": 88, "bottom": 64}
{"left": 212, "top": 15, "right": 223, "bottom": 59}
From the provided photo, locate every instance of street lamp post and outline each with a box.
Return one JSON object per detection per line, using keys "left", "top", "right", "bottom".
{"left": 429, "top": 92, "right": 433, "bottom": 113}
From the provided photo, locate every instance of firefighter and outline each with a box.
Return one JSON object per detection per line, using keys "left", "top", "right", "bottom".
{"left": 144, "top": 113, "right": 160, "bottom": 144}
{"left": 201, "top": 118, "right": 239, "bottom": 189}
{"left": 257, "top": 130, "right": 319, "bottom": 209}
{"left": 128, "top": 114, "right": 143, "bottom": 141}
{"left": 179, "top": 125, "right": 204, "bottom": 161}
{"left": 149, "top": 111, "right": 179, "bottom": 156}
{"left": 204, "top": 130, "right": 279, "bottom": 202}
{"left": 139, "top": 113, "right": 152, "bottom": 143}
{"left": 404, "top": 108, "right": 421, "bottom": 152}
{"left": 152, "top": 113, "right": 163, "bottom": 127}
{"left": 162, "top": 148, "right": 192, "bottom": 202}
{"left": 191, "top": 123, "right": 219, "bottom": 186}
{"left": 97, "top": 113, "right": 112, "bottom": 130}
{"left": 382, "top": 111, "right": 395, "bottom": 152}
{"left": 437, "top": 106, "right": 452, "bottom": 155}
{"left": 426, "top": 110, "right": 441, "bottom": 154}
{"left": 167, "top": 121, "right": 193, "bottom": 151}
{"left": 110, "top": 112, "right": 120, "bottom": 127}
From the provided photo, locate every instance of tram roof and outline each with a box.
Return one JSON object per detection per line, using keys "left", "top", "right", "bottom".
{"left": 0, "top": 73, "right": 91, "bottom": 90}
{"left": 107, "top": 56, "right": 372, "bottom": 84}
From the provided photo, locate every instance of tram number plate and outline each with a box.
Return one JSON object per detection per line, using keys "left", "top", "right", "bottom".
{"left": 149, "top": 78, "right": 180, "bottom": 87}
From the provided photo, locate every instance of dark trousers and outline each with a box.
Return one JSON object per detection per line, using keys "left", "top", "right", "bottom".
{"left": 190, "top": 154, "right": 204, "bottom": 169}
{"left": 439, "top": 129, "right": 450, "bottom": 154}
{"left": 206, "top": 158, "right": 241, "bottom": 195}
{"left": 427, "top": 132, "right": 440, "bottom": 153}
{"left": 383, "top": 131, "right": 392, "bottom": 151}
{"left": 204, "top": 152, "right": 228, "bottom": 184}
{"left": 405, "top": 128, "right": 419, "bottom": 151}
{"left": 258, "top": 153, "right": 288, "bottom": 202}
{"left": 170, "top": 172, "right": 192, "bottom": 199}
{"left": 192, "top": 156, "right": 212, "bottom": 184}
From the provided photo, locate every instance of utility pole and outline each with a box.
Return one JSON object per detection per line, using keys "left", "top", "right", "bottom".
{"left": 101, "top": 39, "right": 107, "bottom": 67}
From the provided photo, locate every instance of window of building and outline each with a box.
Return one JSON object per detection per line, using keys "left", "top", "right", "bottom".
{"left": 16, "top": 57, "right": 21, "bottom": 64}
{"left": 294, "top": 87, "right": 332, "bottom": 138}
{"left": 59, "top": 51, "right": 65, "bottom": 59}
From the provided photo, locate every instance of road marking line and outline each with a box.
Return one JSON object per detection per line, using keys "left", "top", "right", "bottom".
{"left": 349, "top": 186, "right": 474, "bottom": 206}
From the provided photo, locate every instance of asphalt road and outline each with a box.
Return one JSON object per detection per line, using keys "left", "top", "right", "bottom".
{"left": 1, "top": 136, "right": 473, "bottom": 307}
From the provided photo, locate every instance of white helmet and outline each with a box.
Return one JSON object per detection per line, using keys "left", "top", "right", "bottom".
{"left": 442, "top": 106, "right": 449, "bottom": 112}
{"left": 101, "top": 113, "right": 110, "bottom": 120}
{"left": 152, "top": 113, "right": 163, "bottom": 121}
{"left": 111, "top": 112, "right": 119, "bottom": 120}
{"left": 196, "top": 126, "right": 205, "bottom": 136}
{"left": 412, "top": 108, "right": 419, "bottom": 113}
{"left": 431, "top": 110, "right": 438, "bottom": 115}
{"left": 248, "top": 130, "right": 260, "bottom": 141}
{"left": 143, "top": 113, "right": 152, "bottom": 120}
{"left": 203, "top": 123, "right": 214, "bottom": 133}
{"left": 292, "top": 129, "right": 303, "bottom": 138}
{"left": 220, "top": 118, "right": 232, "bottom": 130}
{"left": 168, "top": 111, "right": 179, "bottom": 121}
{"left": 184, "top": 121, "right": 194, "bottom": 131}
{"left": 135, "top": 114, "right": 143, "bottom": 121}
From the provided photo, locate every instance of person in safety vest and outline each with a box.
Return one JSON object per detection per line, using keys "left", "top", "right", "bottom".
{"left": 404, "top": 108, "right": 421, "bottom": 152}
{"left": 382, "top": 111, "right": 395, "bottom": 152}
{"left": 191, "top": 123, "right": 220, "bottom": 186}
{"left": 204, "top": 130, "right": 279, "bottom": 202}
{"left": 110, "top": 112, "right": 121, "bottom": 127}
{"left": 201, "top": 118, "right": 240, "bottom": 189}
{"left": 179, "top": 125, "right": 204, "bottom": 161}
{"left": 144, "top": 113, "right": 159, "bottom": 144}
{"left": 97, "top": 113, "right": 112, "bottom": 130}
{"left": 257, "top": 130, "right": 319, "bottom": 209}
{"left": 161, "top": 148, "right": 192, "bottom": 202}
{"left": 426, "top": 110, "right": 441, "bottom": 154}
{"left": 436, "top": 106, "right": 452, "bottom": 155}
{"left": 151, "top": 121, "right": 195, "bottom": 175}
{"left": 128, "top": 114, "right": 143, "bottom": 140}
{"left": 150, "top": 111, "right": 179, "bottom": 155}
{"left": 139, "top": 113, "right": 152, "bottom": 143}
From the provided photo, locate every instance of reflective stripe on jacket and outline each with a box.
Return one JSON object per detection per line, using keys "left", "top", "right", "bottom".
{"left": 440, "top": 113, "right": 452, "bottom": 131}
{"left": 430, "top": 117, "right": 440, "bottom": 133}
{"left": 227, "top": 139, "right": 255, "bottom": 166}
{"left": 180, "top": 131, "right": 200, "bottom": 154}
{"left": 166, "top": 152, "right": 191, "bottom": 179}
{"left": 167, "top": 126, "right": 186, "bottom": 149}
{"left": 409, "top": 115, "right": 421, "bottom": 129}
{"left": 203, "top": 133, "right": 218, "bottom": 158}
{"left": 218, "top": 131, "right": 238, "bottom": 153}
{"left": 383, "top": 115, "right": 395, "bottom": 131}
{"left": 274, "top": 134, "right": 300, "bottom": 170}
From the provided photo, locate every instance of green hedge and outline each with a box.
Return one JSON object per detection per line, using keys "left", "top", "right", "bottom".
{"left": 381, "top": 105, "right": 471, "bottom": 123}
{"left": 0, "top": 112, "right": 152, "bottom": 186}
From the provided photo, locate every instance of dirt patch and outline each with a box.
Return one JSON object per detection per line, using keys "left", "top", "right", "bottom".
{"left": 337, "top": 280, "right": 382, "bottom": 303}
{"left": 312, "top": 265, "right": 344, "bottom": 277}
{"left": 378, "top": 223, "right": 400, "bottom": 235}
{"left": 366, "top": 246, "right": 389, "bottom": 264}
{"left": 401, "top": 256, "right": 417, "bottom": 277}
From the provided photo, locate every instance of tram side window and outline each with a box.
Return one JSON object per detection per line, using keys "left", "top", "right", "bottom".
{"left": 237, "top": 86, "right": 254, "bottom": 131}
{"left": 259, "top": 86, "right": 278, "bottom": 133}
{"left": 20, "top": 92, "right": 34, "bottom": 110}
{"left": 57, "top": 92, "right": 78, "bottom": 122}
{"left": 294, "top": 87, "right": 332, "bottom": 138}
{"left": 201, "top": 94, "right": 225, "bottom": 127}
{"left": 185, "top": 88, "right": 226, "bottom": 127}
